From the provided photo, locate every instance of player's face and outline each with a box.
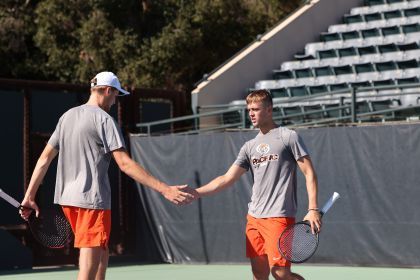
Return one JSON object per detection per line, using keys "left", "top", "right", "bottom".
{"left": 247, "top": 101, "right": 272, "bottom": 128}
{"left": 107, "top": 87, "right": 118, "bottom": 105}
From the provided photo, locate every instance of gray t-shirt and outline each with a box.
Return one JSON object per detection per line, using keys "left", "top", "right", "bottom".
{"left": 234, "top": 126, "right": 309, "bottom": 218}
{"left": 48, "top": 104, "right": 126, "bottom": 209}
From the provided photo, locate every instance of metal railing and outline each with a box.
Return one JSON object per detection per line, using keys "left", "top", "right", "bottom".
{"left": 136, "top": 107, "right": 248, "bottom": 135}
{"left": 136, "top": 82, "right": 420, "bottom": 135}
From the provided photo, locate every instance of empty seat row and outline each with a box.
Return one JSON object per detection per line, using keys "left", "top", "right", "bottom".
{"left": 365, "top": 0, "right": 413, "bottom": 6}
{"left": 267, "top": 76, "right": 419, "bottom": 99}
{"left": 318, "top": 41, "right": 419, "bottom": 57}
{"left": 321, "top": 49, "right": 420, "bottom": 67}
{"left": 271, "top": 59, "right": 419, "bottom": 80}
{"left": 273, "top": 99, "right": 401, "bottom": 121}
{"left": 282, "top": 42, "right": 420, "bottom": 70}
{"left": 344, "top": 6, "right": 420, "bottom": 25}
{"left": 223, "top": 99, "right": 404, "bottom": 126}
{"left": 275, "top": 96, "right": 420, "bottom": 124}
{"left": 258, "top": 65, "right": 420, "bottom": 90}
{"left": 323, "top": 22, "right": 420, "bottom": 43}
{"left": 259, "top": 68, "right": 420, "bottom": 89}
{"left": 329, "top": 14, "right": 420, "bottom": 33}
{"left": 303, "top": 23, "right": 420, "bottom": 57}
{"left": 351, "top": 0, "right": 420, "bottom": 16}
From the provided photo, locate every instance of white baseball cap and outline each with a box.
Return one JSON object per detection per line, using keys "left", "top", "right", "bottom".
{"left": 90, "top": 71, "right": 130, "bottom": 96}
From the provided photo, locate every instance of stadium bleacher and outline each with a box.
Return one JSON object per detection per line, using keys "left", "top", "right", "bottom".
{"left": 234, "top": 0, "right": 420, "bottom": 126}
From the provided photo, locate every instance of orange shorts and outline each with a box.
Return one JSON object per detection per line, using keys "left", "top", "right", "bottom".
{"left": 62, "top": 206, "right": 111, "bottom": 248}
{"left": 246, "top": 214, "right": 295, "bottom": 267}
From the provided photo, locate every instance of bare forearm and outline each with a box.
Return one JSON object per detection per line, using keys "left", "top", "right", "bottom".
{"left": 297, "top": 156, "right": 319, "bottom": 210}
{"left": 196, "top": 175, "right": 232, "bottom": 197}
{"left": 196, "top": 165, "right": 245, "bottom": 197}
{"left": 24, "top": 158, "right": 51, "bottom": 200}
{"left": 113, "top": 149, "right": 194, "bottom": 205}
{"left": 122, "top": 160, "right": 168, "bottom": 194}
{"left": 306, "top": 173, "right": 318, "bottom": 209}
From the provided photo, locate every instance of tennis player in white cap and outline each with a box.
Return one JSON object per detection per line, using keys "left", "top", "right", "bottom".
{"left": 20, "top": 71, "right": 195, "bottom": 280}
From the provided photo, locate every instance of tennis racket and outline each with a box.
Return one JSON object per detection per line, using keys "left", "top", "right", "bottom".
{"left": 0, "top": 188, "right": 73, "bottom": 249}
{"left": 278, "top": 192, "right": 340, "bottom": 263}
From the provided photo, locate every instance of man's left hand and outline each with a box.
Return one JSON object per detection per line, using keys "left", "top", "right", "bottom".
{"left": 303, "top": 210, "right": 322, "bottom": 234}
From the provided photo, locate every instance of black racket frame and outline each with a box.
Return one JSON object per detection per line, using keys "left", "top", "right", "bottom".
{"left": 277, "top": 220, "right": 320, "bottom": 264}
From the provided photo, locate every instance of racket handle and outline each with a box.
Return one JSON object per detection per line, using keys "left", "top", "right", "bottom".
{"left": 0, "top": 188, "right": 21, "bottom": 208}
{"left": 320, "top": 192, "right": 340, "bottom": 215}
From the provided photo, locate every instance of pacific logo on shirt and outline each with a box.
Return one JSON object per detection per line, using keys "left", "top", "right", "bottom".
{"left": 252, "top": 143, "right": 279, "bottom": 167}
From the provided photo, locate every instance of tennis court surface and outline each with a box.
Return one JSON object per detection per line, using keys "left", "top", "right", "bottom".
{"left": 0, "top": 264, "right": 419, "bottom": 280}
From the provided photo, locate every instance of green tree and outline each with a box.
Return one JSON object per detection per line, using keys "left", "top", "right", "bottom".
{"left": 33, "top": 0, "right": 140, "bottom": 83}
{"left": 0, "top": 0, "right": 43, "bottom": 79}
{"left": 136, "top": 0, "right": 301, "bottom": 92}
{"left": 1, "top": 0, "right": 302, "bottom": 91}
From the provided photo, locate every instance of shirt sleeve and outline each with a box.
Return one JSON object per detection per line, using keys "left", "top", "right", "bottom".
{"left": 47, "top": 116, "right": 63, "bottom": 150}
{"left": 233, "top": 142, "right": 250, "bottom": 171}
{"left": 288, "top": 130, "right": 309, "bottom": 161}
{"left": 100, "top": 117, "right": 126, "bottom": 153}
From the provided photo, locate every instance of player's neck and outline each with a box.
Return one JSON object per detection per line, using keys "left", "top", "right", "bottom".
{"left": 86, "top": 95, "right": 111, "bottom": 112}
{"left": 259, "top": 120, "right": 277, "bottom": 134}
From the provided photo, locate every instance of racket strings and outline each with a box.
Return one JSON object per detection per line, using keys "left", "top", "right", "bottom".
{"left": 29, "top": 209, "right": 73, "bottom": 248}
{"left": 279, "top": 223, "right": 318, "bottom": 263}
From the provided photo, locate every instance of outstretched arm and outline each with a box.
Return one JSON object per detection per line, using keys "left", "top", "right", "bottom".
{"left": 21, "top": 144, "right": 58, "bottom": 220}
{"left": 195, "top": 164, "right": 247, "bottom": 198}
{"left": 297, "top": 155, "right": 321, "bottom": 233}
{"left": 112, "top": 148, "right": 194, "bottom": 205}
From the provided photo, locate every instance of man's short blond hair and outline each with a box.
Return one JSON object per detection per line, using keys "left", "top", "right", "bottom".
{"left": 246, "top": 90, "right": 273, "bottom": 107}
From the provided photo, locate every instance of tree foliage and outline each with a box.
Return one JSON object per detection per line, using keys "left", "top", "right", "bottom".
{"left": 0, "top": 0, "right": 301, "bottom": 91}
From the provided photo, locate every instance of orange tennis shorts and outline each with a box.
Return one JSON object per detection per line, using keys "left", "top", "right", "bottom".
{"left": 246, "top": 214, "right": 295, "bottom": 267}
{"left": 62, "top": 206, "right": 111, "bottom": 248}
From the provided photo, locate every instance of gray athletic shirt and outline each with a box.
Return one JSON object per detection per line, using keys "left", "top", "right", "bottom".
{"left": 234, "top": 127, "right": 309, "bottom": 218}
{"left": 48, "top": 105, "right": 126, "bottom": 209}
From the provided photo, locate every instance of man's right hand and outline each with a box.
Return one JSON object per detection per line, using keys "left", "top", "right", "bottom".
{"left": 19, "top": 198, "right": 39, "bottom": 221}
{"left": 162, "top": 185, "right": 199, "bottom": 205}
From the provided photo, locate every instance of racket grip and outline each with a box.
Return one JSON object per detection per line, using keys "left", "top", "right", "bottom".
{"left": 320, "top": 192, "right": 340, "bottom": 215}
{"left": 0, "top": 188, "right": 22, "bottom": 208}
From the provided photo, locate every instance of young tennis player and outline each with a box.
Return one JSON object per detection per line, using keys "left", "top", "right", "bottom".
{"left": 191, "top": 90, "right": 321, "bottom": 280}
{"left": 20, "top": 71, "right": 195, "bottom": 280}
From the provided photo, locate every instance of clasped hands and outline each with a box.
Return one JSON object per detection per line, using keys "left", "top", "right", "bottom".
{"left": 163, "top": 185, "right": 200, "bottom": 205}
